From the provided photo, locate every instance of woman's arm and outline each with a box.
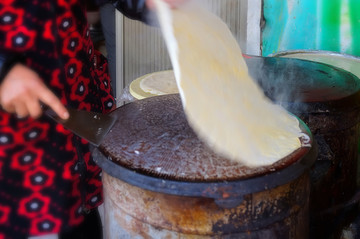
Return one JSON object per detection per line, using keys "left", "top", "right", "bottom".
{"left": 110, "top": 0, "right": 150, "bottom": 22}
{"left": 110, "top": 0, "right": 187, "bottom": 23}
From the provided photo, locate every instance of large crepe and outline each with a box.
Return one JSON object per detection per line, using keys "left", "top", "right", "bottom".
{"left": 153, "top": 0, "right": 308, "bottom": 167}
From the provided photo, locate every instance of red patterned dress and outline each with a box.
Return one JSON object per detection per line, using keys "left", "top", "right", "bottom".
{"left": 0, "top": 0, "right": 115, "bottom": 238}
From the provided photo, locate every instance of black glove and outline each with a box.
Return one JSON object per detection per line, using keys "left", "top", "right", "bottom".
{"left": 111, "top": 0, "right": 153, "bottom": 24}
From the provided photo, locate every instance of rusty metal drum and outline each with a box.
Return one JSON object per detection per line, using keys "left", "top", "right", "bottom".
{"left": 94, "top": 94, "right": 317, "bottom": 239}
{"left": 246, "top": 53, "right": 360, "bottom": 238}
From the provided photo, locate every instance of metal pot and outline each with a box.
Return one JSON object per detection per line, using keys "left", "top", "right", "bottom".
{"left": 246, "top": 53, "right": 360, "bottom": 238}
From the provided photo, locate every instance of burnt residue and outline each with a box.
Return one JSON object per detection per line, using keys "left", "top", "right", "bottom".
{"left": 102, "top": 170, "right": 310, "bottom": 238}
{"left": 211, "top": 174, "right": 309, "bottom": 235}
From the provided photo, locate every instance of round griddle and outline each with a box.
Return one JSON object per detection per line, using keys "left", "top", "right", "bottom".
{"left": 94, "top": 94, "right": 316, "bottom": 204}
{"left": 99, "top": 94, "right": 313, "bottom": 182}
{"left": 245, "top": 56, "right": 360, "bottom": 113}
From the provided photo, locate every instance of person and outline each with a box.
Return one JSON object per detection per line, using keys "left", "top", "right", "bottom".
{"left": 0, "top": 0, "right": 116, "bottom": 238}
{"left": 0, "top": 0, "right": 184, "bottom": 238}
{"left": 94, "top": 0, "right": 117, "bottom": 97}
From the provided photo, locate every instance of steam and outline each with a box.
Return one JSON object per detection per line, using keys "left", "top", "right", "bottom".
{"left": 246, "top": 57, "right": 309, "bottom": 114}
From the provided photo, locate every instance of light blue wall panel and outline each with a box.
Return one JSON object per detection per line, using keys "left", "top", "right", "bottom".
{"left": 262, "top": 0, "right": 360, "bottom": 56}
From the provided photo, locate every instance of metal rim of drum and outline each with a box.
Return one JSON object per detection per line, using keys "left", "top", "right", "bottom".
{"left": 94, "top": 146, "right": 316, "bottom": 207}
{"left": 269, "top": 49, "right": 360, "bottom": 62}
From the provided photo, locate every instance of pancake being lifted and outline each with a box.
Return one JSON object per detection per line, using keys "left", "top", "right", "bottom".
{"left": 153, "top": 0, "right": 310, "bottom": 167}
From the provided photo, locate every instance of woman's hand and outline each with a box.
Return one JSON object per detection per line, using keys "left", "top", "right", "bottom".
{"left": 0, "top": 63, "right": 69, "bottom": 120}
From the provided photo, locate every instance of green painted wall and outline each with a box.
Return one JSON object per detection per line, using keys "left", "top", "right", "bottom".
{"left": 262, "top": 0, "right": 360, "bottom": 56}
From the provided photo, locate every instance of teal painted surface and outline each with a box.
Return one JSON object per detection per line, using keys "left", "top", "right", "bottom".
{"left": 262, "top": 0, "right": 360, "bottom": 56}
{"left": 263, "top": 0, "right": 317, "bottom": 56}
{"left": 320, "top": 0, "right": 341, "bottom": 52}
{"left": 349, "top": 0, "right": 360, "bottom": 55}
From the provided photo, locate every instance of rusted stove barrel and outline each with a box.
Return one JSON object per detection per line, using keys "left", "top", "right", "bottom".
{"left": 94, "top": 94, "right": 317, "bottom": 239}
{"left": 245, "top": 55, "right": 360, "bottom": 238}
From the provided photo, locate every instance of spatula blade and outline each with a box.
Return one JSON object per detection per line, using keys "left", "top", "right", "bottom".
{"left": 45, "top": 107, "right": 117, "bottom": 146}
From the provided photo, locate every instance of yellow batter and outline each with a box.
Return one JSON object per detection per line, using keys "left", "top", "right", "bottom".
{"left": 154, "top": 0, "right": 307, "bottom": 167}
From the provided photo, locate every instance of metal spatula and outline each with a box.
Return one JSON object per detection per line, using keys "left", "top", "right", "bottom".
{"left": 44, "top": 107, "right": 117, "bottom": 146}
